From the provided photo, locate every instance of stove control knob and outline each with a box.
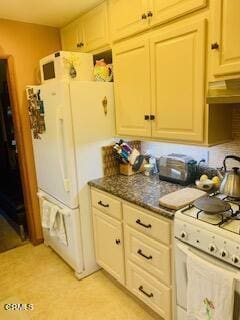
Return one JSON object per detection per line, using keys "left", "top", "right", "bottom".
{"left": 180, "top": 231, "right": 187, "bottom": 239}
{"left": 232, "top": 255, "right": 239, "bottom": 264}
{"left": 220, "top": 250, "right": 228, "bottom": 258}
{"left": 209, "top": 244, "right": 217, "bottom": 253}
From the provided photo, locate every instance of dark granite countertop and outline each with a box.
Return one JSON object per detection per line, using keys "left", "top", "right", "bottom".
{"left": 88, "top": 173, "right": 185, "bottom": 219}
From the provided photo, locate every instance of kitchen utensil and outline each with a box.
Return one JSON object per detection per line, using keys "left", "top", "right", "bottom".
{"left": 159, "top": 188, "right": 206, "bottom": 210}
{"left": 93, "top": 59, "right": 113, "bottom": 82}
{"left": 132, "top": 155, "right": 145, "bottom": 172}
{"left": 144, "top": 164, "right": 154, "bottom": 176}
{"left": 217, "top": 155, "right": 240, "bottom": 198}
{"left": 193, "top": 196, "right": 231, "bottom": 214}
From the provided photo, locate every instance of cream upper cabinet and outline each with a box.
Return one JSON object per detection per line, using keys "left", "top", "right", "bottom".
{"left": 149, "top": 0, "right": 206, "bottom": 27}
{"left": 109, "top": 0, "right": 149, "bottom": 41}
{"left": 150, "top": 19, "right": 206, "bottom": 142}
{"left": 211, "top": 0, "right": 240, "bottom": 78}
{"left": 113, "top": 36, "right": 151, "bottom": 137}
{"left": 113, "top": 18, "right": 206, "bottom": 143}
{"left": 61, "top": 2, "right": 109, "bottom": 53}
{"left": 92, "top": 207, "right": 125, "bottom": 285}
{"left": 81, "top": 2, "right": 109, "bottom": 52}
{"left": 108, "top": 0, "right": 206, "bottom": 41}
{"left": 61, "top": 21, "right": 84, "bottom": 52}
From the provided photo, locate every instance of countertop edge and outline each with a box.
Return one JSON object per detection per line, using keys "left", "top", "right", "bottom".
{"left": 88, "top": 180, "right": 175, "bottom": 220}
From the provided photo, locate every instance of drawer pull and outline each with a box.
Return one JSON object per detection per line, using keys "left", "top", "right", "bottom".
{"left": 115, "top": 239, "right": 121, "bottom": 245}
{"left": 136, "top": 219, "right": 152, "bottom": 229}
{"left": 137, "top": 249, "right": 152, "bottom": 260}
{"left": 98, "top": 200, "right": 109, "bottom": 208}
{"left": 138, "top": 285, "right": 153, "bottom": 298}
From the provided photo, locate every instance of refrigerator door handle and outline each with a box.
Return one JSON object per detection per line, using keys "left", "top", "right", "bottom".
{"left": 57, "top": 107, "right": 71, "bottom": 192}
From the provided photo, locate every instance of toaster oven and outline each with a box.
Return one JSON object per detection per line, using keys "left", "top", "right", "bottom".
{"left": 157, "top": 154, "right": 197, "bottom": 185}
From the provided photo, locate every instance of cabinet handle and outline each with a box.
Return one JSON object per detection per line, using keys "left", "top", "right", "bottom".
{"left": 147, "top": 11, "right": 153, "bottom": 17}
{"left": 144, "top": 115, "right": 150, "bottom": 120}
{"left": 98, "top": 200, "right": 109, "bottom": 208}
{"left": 141, "top": 13, "right": 147, "bottom": 20}
{"left": 136, "top": 219, "right": 152, "bottom": 229}
{"left": 150, "top": 115, "right": 155, "bottom": 120}
{"left": 211, "top": 42, "right": 219, "bottom": 50}
{"left": 137, "top": 249, "right": 152, "bottom": 260}
{"left": 115, "top": 239, "right": 121, "bottom": 245}
{"left": 138, "top": 285, "right": 153, "bottom": 298}
{"left": 77, "top": 42, "right": 84, "bottom": 48}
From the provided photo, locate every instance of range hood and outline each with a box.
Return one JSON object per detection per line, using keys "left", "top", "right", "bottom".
{"left": 207, "top": 78, "right": 240, "bottom": 104}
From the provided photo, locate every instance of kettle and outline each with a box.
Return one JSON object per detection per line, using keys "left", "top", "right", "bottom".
{"left": 93, "top": 59, "right": 113, "bottom": 82}
{"left": 218, "top": 155, "right": 240, "bottom": 198}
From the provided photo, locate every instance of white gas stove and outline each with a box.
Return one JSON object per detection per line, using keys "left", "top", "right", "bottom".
{"left": 174, "top": 192, "right": 240, "bottom": 320}
{"left": 175, "top": 192, "right": 240, "bottom": 267}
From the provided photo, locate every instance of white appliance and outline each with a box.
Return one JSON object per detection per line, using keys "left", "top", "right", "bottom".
{"left": 40, "top": 51, "right": 94, "bottom": 83}
{"left": 174, "top": 193, "right": 240, "bottom": 319}
{"left": 26, "top": 79, "right": 115, "bottom": 279}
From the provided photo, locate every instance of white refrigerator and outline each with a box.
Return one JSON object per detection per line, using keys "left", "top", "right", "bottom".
{"left": 27, "top": 80, "right": 115, "bottom": 279}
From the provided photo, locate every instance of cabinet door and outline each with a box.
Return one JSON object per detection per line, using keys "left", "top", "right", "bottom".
{"left": 149, "top": 0, "right": 206, "bottom": 27}
{"left": 113, "top": 37, "right": 151, "bottom": 137}
{"left": 109, "top": 0, "right": 149, "bottom": 41}
{"left": 211, "top": 0, "right": 240, "bottom": 77}
{"left": 61, "top": 21, "right": 84, "bottom": 52}
{"left": 81, "top": 2, "right": 109, "bottom": 52}
{"left": 92, "top": 208, "right": 125, "bottom": 284}
{"left": 150, "top": 19, "right": 206, "bottom": 142}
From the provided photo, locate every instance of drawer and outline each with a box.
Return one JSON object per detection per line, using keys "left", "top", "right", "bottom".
{"left": 125, "top": 225, "right": 171, "bottom": 286}
{"left": 126, "top": 260, "right": 171, "bottom": 320}
{"left": 91, "top": 189, "right": 122, "bottom": 220}
{"left": 123, "top": 204, "right": 171, "bottom": 245}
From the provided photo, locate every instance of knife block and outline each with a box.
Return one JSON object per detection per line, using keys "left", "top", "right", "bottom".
{"left": 120, "top": 163, "right": 145, "bottom": 176}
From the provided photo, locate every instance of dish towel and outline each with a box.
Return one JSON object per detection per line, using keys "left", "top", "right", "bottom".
{"left": 41, "top": 200, "right": 52, "bottom": 229}
{"left": 41, "top": 199, "right": 68, "bottom": 246}
{"left": 50, "top": 208, "right": 68, "bottom": 246}
{"left": 187, "top": 253, "right": 236, "bottom": 320}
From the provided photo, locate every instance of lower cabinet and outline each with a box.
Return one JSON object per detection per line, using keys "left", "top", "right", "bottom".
{"left": 92, "top": 207, "right": 125, "bottom": 285}
{"left": 126, "top": 261, "right": 172, "bottom": 320}
{"left": 91, "top": 188, "right": 172, "bottom": 319}
{"left": 124, "top": 225, "right": 171, "bottom": 286}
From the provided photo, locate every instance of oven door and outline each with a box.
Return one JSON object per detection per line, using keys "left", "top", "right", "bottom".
{"left": 175, "top": 238, "right": 240, "bottom": 320}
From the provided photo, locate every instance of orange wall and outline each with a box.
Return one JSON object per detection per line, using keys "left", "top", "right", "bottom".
{"left": 0, "top": 18, "right": 61, "bottom": 243}
{"left": 0, "top": 18, "right": 61, "bottom": 99}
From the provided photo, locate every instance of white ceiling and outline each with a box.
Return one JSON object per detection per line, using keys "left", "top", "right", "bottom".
{"left": 0, "top": 0, "right": 103, "bottom": 27}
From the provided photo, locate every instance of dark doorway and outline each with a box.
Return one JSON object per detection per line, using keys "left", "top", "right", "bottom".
{"left": 0, "top": 59, "right": 28, "bottom": 252}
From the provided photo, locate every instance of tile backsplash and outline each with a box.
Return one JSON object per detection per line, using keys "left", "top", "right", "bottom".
{"left": 142, "top": 105, "right": 240, "bottom": 169}
{"left": 141, "top": 141, "right": 209, "bottom": 162}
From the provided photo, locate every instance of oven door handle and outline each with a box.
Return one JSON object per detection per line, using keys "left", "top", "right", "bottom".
{"left": 176, "top": 240, "right": 240, "bottom": 280}
{"left": 176, "top": 241, "right": 192, "bottom": 256}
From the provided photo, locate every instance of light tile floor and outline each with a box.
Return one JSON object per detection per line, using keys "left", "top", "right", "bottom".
{"left": 0, "top": 244, "right": 161, "bottom": 320}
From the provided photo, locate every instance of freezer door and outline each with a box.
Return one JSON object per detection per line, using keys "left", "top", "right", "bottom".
{"left": 38, "top": 191, "right": 84, "bottom": 274}
{"left": 31, "top": 81, "right": 78, "bottom": 209}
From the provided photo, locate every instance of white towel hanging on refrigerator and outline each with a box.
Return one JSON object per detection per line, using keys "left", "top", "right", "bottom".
{"left": 50, "top": 209, "right": 68, "bottom": 246}
{"left": 41, "top": 199, "right": 68, "bottom": 246}
{"left": 42, "top": 200, "right": 52, "bottom": 229}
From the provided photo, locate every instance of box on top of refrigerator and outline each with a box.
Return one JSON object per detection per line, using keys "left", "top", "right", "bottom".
{"left": 40, "top": 51, "right": 94, "bottom": 83}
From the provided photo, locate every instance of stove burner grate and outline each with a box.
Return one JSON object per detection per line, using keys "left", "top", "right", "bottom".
{"left": 180, "top": 202, "right": 240, "bottom": 234}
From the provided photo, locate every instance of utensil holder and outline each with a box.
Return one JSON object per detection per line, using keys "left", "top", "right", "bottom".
{"left": 120, "top": 163, "right": 145, "bottom": 176}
